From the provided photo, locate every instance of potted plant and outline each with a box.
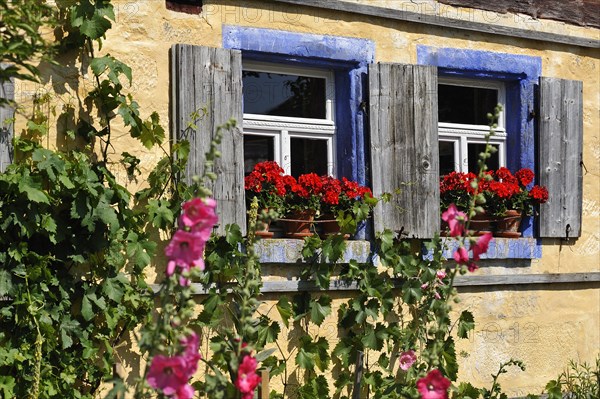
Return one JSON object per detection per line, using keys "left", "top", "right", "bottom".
{"left": 244, "top": 161, "right": 287, "bottom": 237}
{"left": 319, "top": 176, "right": 376, "bottom": 237}
{"left": 440, "top": 171, "right": 494, "bottom": 233}
{"left": 440, "top": 168, "right": 549, "bottom": 236}
{"left": 484, "top": 168, "right": 549, "bottom": 237}
{"left": 279, "top": 173, "right": 324, "bottom": 238}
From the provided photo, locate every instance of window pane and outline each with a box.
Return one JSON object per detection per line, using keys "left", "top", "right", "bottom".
{"left": 439, "top": 141, "right": 456, "bottom": 175}
{"left": 290, "top": 137, "right": 328, "bottom": 177}
{"left": 243, "top": 71, "right": 326, "bottom": 119}
{"left": 243, "top": 135, "right": 274, "bottom": 174}
{"left": 438, "top": 84, "right": 498, "bottom": 125}
{"left": 468, "top": 143, "right": 499, "bottom": 173}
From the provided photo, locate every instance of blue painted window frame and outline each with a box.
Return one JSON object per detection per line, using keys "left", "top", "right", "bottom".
{"left": 223, "top": 25, "right": 374, "bottom": 188}
{"left": 417, "top": 46, "right": 542, "bottom": 238}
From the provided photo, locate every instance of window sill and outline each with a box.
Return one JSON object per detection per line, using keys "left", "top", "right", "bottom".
{"left": 253, "top": 239, "right": 371, "bottom": 264}
{"left": 438, "top": 237, "right": 541, "bottom": 260}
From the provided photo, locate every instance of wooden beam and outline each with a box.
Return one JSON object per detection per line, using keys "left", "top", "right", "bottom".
{"left": 269, "top": 0, "right": 600, "bottom": 49}
{"left": 149, "top": 272, "right": 600, "bottom": 294}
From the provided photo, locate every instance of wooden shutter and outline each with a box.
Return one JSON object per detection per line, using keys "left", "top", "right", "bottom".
{"left": 0, "top": 64, "right": 14, "bottom": 173}
{"left": 171, "top": 45, "right": 246, "bottom": 235}
{"left": 538, "top": 77, "right": 583, "bottom": 238}
{"left": 369, "top": 63, "right": 439, "bottom": 238}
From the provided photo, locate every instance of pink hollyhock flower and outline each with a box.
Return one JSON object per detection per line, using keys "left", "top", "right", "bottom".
{"left": 434, "top": 291, "right": 442, "bottom": 300}
{"left": 441, "top": 204, "right": 467, "bottom": 237}
{"left": 399, "top": 350, "right": 417, "bottom": 371}
{"left": 180, "top": 332, "right": 201, "bottom": 375}
{"left": 180, "top": 198, "right": 218, "bottom": 241}
{"left": 165, "top": 230, "right": 207, "bottom": 275}
{"left": 417, "top": 369, "right": 451, "bottom": 399}
{"left": 421, "top": 282, "right": 429, "bottom": 290}
{"left": 235, "top": 355, "right": 261, "bottom": 398}
{"left": 436, "top": 270, "right": 446, "bottom": 280}
{"left": 472, "top": 232, "right": 493, "bottom": 261}
{"left": 146, "top": 355, "right": 190, "bottom": 397}
{"left": 453, "top": 246, "right": 469, "bottom": 265}
{"left": 175, "top": 384, "right": 194, "bottom": 399}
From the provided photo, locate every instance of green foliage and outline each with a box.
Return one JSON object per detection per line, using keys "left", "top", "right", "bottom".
{"left": 546, "top": 357, "right": 600, "bottom": 399}
{"left": 0, "top": 144, "right": 155, "bottom": 398}
{"left": 0, "top": 0, "right": 56, "bottom": 87}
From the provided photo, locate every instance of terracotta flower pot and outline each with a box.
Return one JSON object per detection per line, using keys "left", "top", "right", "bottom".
{"left": 469, "top": 212, "right": 494, "bottom": 235}
{"left": 318, "top": 214, "right": 350, "bottom": 239}
{"left": 254, "top": 219, "right": 274, "bottom": 238}
{"left": 281, "top": 210, "right": 315, "bottom": 238}
{"left": 495, "top": 210, "right": 522, "bottom": 238}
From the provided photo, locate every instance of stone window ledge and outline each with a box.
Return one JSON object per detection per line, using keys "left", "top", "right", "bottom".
{"left": 434, "top": 237, "right": 541, "bottom": 260}
{"left": 254, "top": 239, "right": 371, "bottom": 264}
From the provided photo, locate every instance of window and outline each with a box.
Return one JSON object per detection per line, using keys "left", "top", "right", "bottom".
{"left": 242, "top": 62, "right": 336, "bottom": 177}
{"left": 438, "top": 77, "right": 506, "bottom": 175}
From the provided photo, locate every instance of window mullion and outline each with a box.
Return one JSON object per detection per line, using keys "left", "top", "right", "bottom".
{"left": 281, "top": 129, "right": 291, "bottom": 175}
{"left": 460, "top": 136, "right": 468, "bottom": 173}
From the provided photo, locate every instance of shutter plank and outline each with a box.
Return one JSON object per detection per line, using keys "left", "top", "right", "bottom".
{"left": 1, "top": 64, "right": 14, "bottom": 172}
{"left": 171, "top": 45, "right": 246, "bottom": 235}
{"left": 369, "top": 63, "right": 439, "bottom": 238}
{"left": 539, "top": 77, "right": 583, "bottom": 238}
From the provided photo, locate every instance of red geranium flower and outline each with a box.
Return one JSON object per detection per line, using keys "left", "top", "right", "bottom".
{"left": 515, "top": 168, "right": 535, "bottom": 186}
{"left": 529, "top": 185, "right": 549, "bottom": 204}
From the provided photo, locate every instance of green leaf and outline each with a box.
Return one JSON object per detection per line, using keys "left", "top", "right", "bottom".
{"left": 309, "top": 295, "right": 332, "bottom": 326}
{"left": 456, "top": 382, "right": 481, "bottom": 399}
{"left": 148, "top": 199, "right": 174, "bottom": 229}
{"left": 90, "top": 55, "right": 132, "bottom": 85}
{"left": 70, "top": 0, "right": 115, "bottom": 40}
{"left": 59, "top": 317, "right": 80, "bottom": 349}
{"left": 275, "top": 297, "right": 292, "bottom": 328}
{"left": 295, "top": 347, "right": 314, "bottom": 370}
{"left": 102, "top": 276, "right": 124, "bottom": 302}
{"left": 18, "top": 173, "right": 48, "bottom": 204}
{"left": 457, "top": 310, "right": 475, "bottom": 339}
{"left": 225, "top": 224, "right": 242, "bottom": 246}
{"left": 441, "top": 337, "right": 458, "bottom": 381}
{"left": 0, "top": 270, "right": 13, "bottom": 297}
{"left": 137, "top": 112, "right": 165, "bottom": 149}
{"left": 81, "top": 295, "right": 94, "bottom": 321}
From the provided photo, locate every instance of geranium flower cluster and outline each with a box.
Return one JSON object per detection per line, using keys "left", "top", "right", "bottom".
{"left": 146, "top": 332, "right": 202, "bottom": 399}
{"left": 440, "top": 168, "right": 549, "bottom": 217}
{"left": 164, "top": 197, "right": 218, "bottom": 286}
{"left": 244, "top": 161, "right": 372, "bottom": 217}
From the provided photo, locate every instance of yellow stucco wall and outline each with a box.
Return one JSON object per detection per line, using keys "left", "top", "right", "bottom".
{"left": 11, "top": 0, "right": 599, "bottom": 395}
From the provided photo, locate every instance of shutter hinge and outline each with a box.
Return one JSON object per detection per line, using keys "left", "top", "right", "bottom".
{"left": 581, "top": 160, "right": 588, "bottom": 174}
{"left": 564, "top": 223, "right": 571, "bottom": 242}
{"left": 360, "top": 101, "right": 368, "bottom": 115}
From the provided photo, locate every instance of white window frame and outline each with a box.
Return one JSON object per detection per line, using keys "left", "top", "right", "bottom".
{"left": 242, "top": 61, "right": 336, "bottom": 176}
{"left": 438, "top": 77, "right": 507, "bottom": 173}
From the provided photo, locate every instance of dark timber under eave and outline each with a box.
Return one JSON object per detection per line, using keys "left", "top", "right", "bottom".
{"left": 270, "top": 0, "right": 600, "bottom": 49}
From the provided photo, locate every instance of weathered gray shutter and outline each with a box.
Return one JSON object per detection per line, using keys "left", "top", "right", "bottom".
{"left": 171, "top": 45, "right": 246, "bottom": 235}
{"left": 0, "top": 64, "right": 14, "bottom": 173}
{"left": 369, "top": 63, "right": 439, "bottom": 238}
{"left": 538, "top": 77, "right": 583, "bottom": 238}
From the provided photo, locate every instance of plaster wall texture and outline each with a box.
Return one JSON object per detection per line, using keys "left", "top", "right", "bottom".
{"left": 9, "top": 0, "right": 600, "bottom": 395}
